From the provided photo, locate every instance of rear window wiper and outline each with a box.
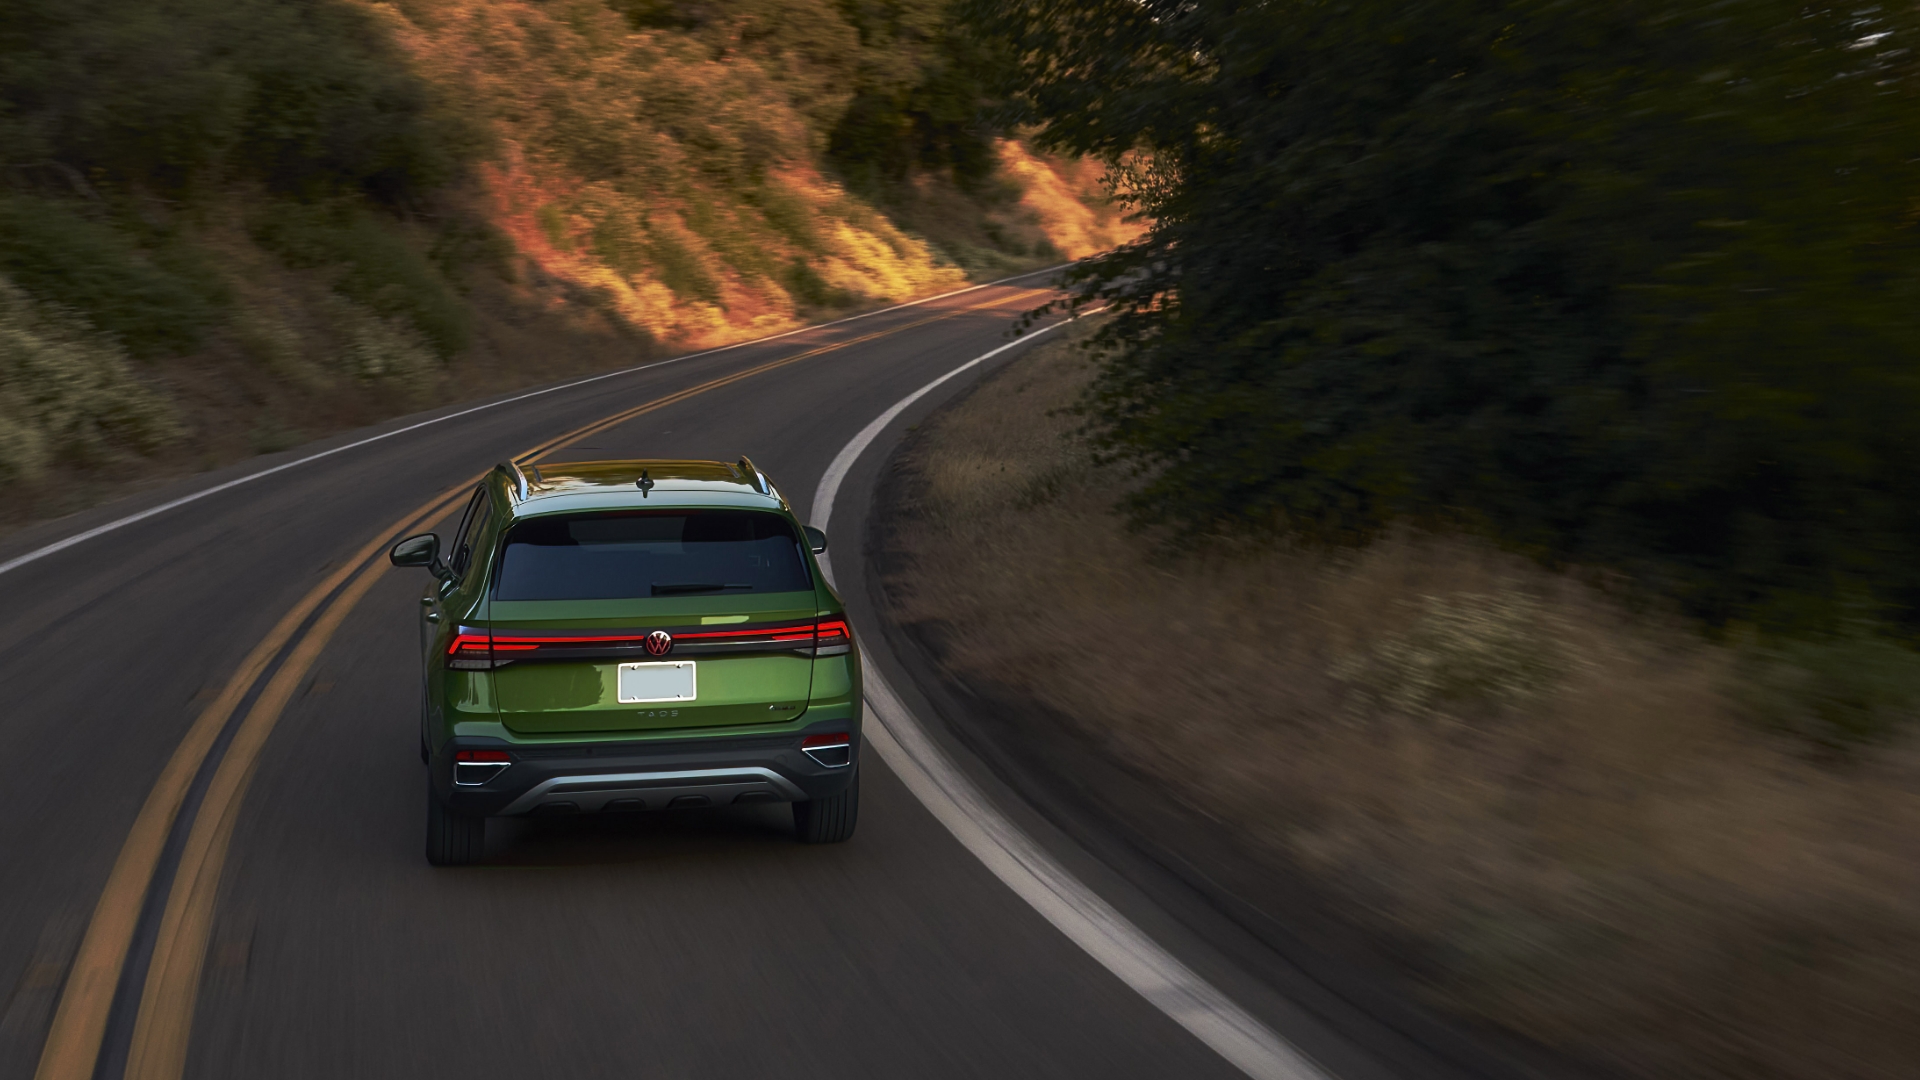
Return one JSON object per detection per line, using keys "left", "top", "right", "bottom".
{"left": 651, "top": 582, "right": 754, "bottom": 595}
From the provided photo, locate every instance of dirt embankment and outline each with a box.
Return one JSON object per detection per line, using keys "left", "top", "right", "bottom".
{"left": 875, "top": 324, "right": 1920, "bottom": 1080}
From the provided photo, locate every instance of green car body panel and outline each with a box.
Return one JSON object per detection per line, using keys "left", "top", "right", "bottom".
{"left": 398, "top": 458, "right": 862, "bottom": 861}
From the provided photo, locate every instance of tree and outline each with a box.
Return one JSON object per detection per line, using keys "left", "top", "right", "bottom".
{"left": 969, "top": 0, "right": 1920, "bottom": 627}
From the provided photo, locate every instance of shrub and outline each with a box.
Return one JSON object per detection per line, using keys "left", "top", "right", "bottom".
{"left": 1, "top": 0, "right": 479, "bottom": 368}
{"left": 0, "top": 0, "right": 469, "bottom": 205}
{"left": 0, "top": 196, "right": 227, "bottom": 358}
{"left": 251, "top": 202, "right": 469, "bottom": 358}
{"left": 1736, "top": 623, "right": 1920, "bottom": 752}
{"left": 782, "top": 258, "right": 856, "bottom": 311}
{"left": 974, "top": 0, "right": 1920, "bottom": 631}
{"left": 0, "top": 277, "right": 184, "bottom": 480}
{"left": 327, "top": 297, "right": 437, "bottom": 393}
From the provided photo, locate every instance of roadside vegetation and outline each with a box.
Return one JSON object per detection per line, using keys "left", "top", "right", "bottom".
{"left": 904, "top": 4, "right": 1920, "bottom": 1074}
{"left": 884, "top": 328, "right": 1920, "bottom": 1080}
{"left": 974, "top": 0, "right": 1920, "bottom": 650}
{"left": 0, "top": 0, "right": 1131, "bottom": 529}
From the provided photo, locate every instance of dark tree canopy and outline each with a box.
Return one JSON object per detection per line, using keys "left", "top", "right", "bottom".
{"left": 967, "top": 0, "right": 1920, "bottom": 628}
{"left": 0, "top": 0, "right": 472, "bottom": 203}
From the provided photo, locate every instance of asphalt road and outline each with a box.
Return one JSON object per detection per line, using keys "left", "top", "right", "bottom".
{"left": 0, "top": 277, "right": 1369, "bottom": 1080}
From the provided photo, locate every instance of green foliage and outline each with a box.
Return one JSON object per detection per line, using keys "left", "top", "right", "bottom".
{"left": 641, "top": 228, "right": 722, "bottom": 308}
{"left": 826, "top": 0, "right": 1006, "bottom": 193}
{"left": 783, "top": 258, "right": 857, "bottom": 311}
{"left": 972, "top": 0, "right": 1920, "bottom": 630}
{"left": 745, "top": 186, "right": 824, "bottom": 254}
{"left": 1737, "top": 623, "right": 1920, "bottom": 752}
{"left": 0, "top": 0, "right": 470, "bottom": 203}
{"left": 0, "top": 277, "right": 184, "bottom": 480}
{"left": 0, "top": 196, "right": 227, "bottom": 357}
{"left": 605, "top": 0, "right": 1006, "bottom": 195}
{"left": 614, "top": 0, "right": 862, "bottom": 135}
{"left": 590, "top": 212, "right": 722, "bottom": 306}
{"left": 251, "top": 203, "right": 470, "bottom": 358}
{"left": 0, "top": 0, "right": 478, "bottom": 368}
{"left": 429, "top": 218, "right": 516, "bottom": 285}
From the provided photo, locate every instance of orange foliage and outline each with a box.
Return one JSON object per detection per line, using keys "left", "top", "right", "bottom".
{"left": 368, "top": 0, "right": 967, "bottom": 347}
{"left": 994, "top": 141, "right": 1145, "bottom": 259}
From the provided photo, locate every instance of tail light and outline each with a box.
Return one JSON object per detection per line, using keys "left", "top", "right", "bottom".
{"left": 445, "top": 618, "right": 854, "bottom": 667}
{"left": 446, "top": 632, "right": 492, "bottom": 670}
{"left": 813, "top": 617, "right": 853, "bottom": 656}
{"left": 801, "top": 732, "right": 853, "bottom": 769}
{"left": 453, "top": 748, "right": 512, "bottom": 786}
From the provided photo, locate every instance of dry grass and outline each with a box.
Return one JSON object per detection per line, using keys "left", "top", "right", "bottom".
{"left": 2, "top": 1, "right": 1127, "bottom": 536}
{"left": 372, "top": 0, "right": 1117, "bottom": 348}
{"left": 884, "top": 325, "right": 1920, "bottom": 1080}
{"left": 989, "top": 141, "right": 1144, "bottom": 260}
{"left": 0, "top": 210, "right": 649, "bottom": 534}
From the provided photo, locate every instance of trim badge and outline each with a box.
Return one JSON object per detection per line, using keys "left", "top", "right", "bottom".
{"left": 644, "top": 630, "right": 673, "bottom": 656}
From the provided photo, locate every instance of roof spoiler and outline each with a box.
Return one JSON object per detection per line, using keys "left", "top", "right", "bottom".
{"left": 736, "top": 456, "right": 770, "bottom": 496}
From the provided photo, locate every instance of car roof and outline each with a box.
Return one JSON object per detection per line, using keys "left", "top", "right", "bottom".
{"left": 495, "top": 459, "right": 790, "bottom": 519}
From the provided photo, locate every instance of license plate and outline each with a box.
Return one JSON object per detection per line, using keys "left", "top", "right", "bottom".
{"left": 617, "top": 661, "right": 696, "bottom": 703}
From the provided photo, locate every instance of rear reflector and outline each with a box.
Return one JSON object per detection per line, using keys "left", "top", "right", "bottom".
{"left": 452, "top": 748, "right": 511, "bottom": 786}
{"left": 800, "top": 732, "right": 853, "bottom": 769}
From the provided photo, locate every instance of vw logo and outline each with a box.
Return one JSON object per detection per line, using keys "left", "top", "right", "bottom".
{"left": 644, "top": 630, "right": 673, "bottom": 656}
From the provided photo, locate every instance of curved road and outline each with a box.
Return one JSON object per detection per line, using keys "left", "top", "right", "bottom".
{"left": 0, "top": 275, "right": 1399, "bottom": 1080}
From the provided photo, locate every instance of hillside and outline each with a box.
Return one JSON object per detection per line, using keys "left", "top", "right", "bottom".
{"left": 0, "top": 0, "right": 1134, "bottom": 529}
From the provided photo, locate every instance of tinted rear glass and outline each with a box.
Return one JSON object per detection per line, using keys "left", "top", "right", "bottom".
{"left": 493, "top": 510, "right": 812, "bottom": 601}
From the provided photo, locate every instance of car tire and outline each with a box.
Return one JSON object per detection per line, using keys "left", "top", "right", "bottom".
{"left": 418, "top": 681, "right": 431, "bottom": 764}
{"left": 793, "top": 767, "right": 858, "bottom": 844}
{"left": 426, "top": 787, "right": 486, "bottom": 866}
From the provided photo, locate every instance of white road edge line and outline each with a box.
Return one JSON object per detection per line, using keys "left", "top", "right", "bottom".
{"left": 810, "top": 318, "right": 1331, "bottom": 1080}
{"left": 0, "top": 264, "right": 1070, "bottom": 581}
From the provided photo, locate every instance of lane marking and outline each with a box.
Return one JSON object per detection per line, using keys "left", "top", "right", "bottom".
{"left": 810, "top": 320, "right": 1332, "bottom": 1080}
{"left": 29, "top": 494, "right": 465, "bottom": 1080}
{"left": 126, "top": 535, "right": 419, "bottom": 1080}
{"left": 809, "top": 311, "right": 1086, "bottom": 537}
{"left": 521, "top": 289, "right": 1053, "bottom": 467}
{"left": 0, "top": 264, "right": 1068, "bottom": 582}
{"left": 36, "top": 283, "right": 1055, "bottom": 1080}
{"left": 860, "top": 679, "right": 1327, "bottom": 1080}
{"left": 118, "top": 285, "right": 1049, "bottom": 1080}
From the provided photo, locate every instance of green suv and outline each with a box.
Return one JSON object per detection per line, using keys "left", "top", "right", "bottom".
{"left": 389, "top": 457, "right": 860, "bottom": 865}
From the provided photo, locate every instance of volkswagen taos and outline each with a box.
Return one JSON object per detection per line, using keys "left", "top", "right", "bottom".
{"left": 390, "top": 457, "right": 860, "bottom": 865}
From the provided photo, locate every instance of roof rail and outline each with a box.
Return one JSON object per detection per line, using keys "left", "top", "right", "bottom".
{"left": 498, "top": 460, "right": 530, "bottom": 501}
{"left": 736, "top": 456, "right": 770, "bottom": 495}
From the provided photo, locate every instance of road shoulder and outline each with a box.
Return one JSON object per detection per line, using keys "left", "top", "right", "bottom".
{"left": 854, "top": 358, "right": 1602, "bottom": 1080}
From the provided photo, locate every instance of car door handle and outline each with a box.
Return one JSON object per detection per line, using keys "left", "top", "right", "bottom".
{"left": 425, "top": 613, "right": 441, "bottom": 623}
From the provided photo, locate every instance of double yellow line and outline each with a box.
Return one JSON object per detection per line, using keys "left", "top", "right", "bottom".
{"left": 35, "top": 287, "right": 1047, "bottom": 1080}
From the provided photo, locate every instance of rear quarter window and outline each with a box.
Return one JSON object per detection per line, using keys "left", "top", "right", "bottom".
{"left": 492, "top": 509, "right": 812, "bottom": 601}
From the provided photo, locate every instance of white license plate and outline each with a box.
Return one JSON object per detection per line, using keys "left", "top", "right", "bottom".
{"left": 616, "top": 661, "right": 696, "bottom": 703}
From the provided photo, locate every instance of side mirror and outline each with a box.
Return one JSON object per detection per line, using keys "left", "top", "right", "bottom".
{"left": 390, "top": 533, "right": 452, "bottom": 580}
{"left": 802, "top": 526, "right": 828, "bottom": 555}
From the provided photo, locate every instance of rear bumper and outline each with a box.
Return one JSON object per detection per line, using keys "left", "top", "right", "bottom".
{"left": 430, "top": 725, "right": 857, "bottom": 817}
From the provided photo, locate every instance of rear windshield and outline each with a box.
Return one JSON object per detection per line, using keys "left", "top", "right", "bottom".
{"left": 492, "top": 509, "right": 812, "bottom": 601}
